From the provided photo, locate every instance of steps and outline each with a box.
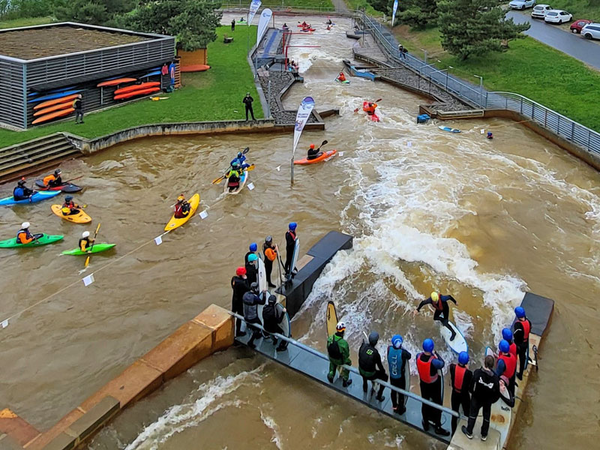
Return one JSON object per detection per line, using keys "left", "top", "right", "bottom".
{"left": 0, "top": 134, "right": 81, "bottom": 182}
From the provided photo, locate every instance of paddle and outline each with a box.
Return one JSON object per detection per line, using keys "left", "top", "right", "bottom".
{"left": 211, "top": 147, "right": 251, "bottom": 184}
{"left": 84, "top": 223, "right": 101, "bottom": 268}
{"left": 354, "top": 98, "right": 382, "bottom": 113}
{"left": 63, "top": 175, "right": 83, "bottom": 184}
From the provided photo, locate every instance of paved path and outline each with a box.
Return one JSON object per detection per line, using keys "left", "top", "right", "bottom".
{"left": 331, "top": 0, "right": 351, "bottom": 14}
{"left": 506, "top": 11, "right": 600, "bottom": 70}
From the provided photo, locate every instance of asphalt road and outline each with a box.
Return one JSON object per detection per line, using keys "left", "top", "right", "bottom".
{"left": 506, "top": 10, "right": 600, "bottom": 70}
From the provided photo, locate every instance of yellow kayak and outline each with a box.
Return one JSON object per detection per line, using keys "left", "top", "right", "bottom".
{"left": 164, "top": 193, "right": 200, "bottom": 231}
{"left": 51, "top": 204, "right": 92, "bottom": 224}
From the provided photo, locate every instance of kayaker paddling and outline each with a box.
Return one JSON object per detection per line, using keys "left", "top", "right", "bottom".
{"left": 173, "top": 194, "right": 191, "bottom": 219}
{"left": 79, "top": 231, "right": 95, "bottom": 252}
{"left": 16, "top": 222, "right": 42, "bottom": 244}
{"left": 43, "top": 169, "right": 62, "bottom": 188}
{"left": 61, "top": 196, "right": 81, "bottom": 216}
{"left": 13, "top": 178, "right": 34, "bottom": 201}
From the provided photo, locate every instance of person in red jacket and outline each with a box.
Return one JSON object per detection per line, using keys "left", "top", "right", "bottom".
{"left": 513, "top": 306, "right": 532, "bottom": 380}
{"left": 173, "top": 194, "right": 191, "bottom": 219}
{"left": 450, "top": 351, "right": 472, "bottom": 434}
{"left": 502, "top": 328, "right": 517, "bottom": 357}
{"left": 496, "top": 340, "right": 517, "bottom": 397}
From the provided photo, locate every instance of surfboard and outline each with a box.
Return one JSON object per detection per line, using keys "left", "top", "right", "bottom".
{"left": 326, "top": 300, "right": 338, "bottom": 337}
{"left": 439, "top": 320, "right": 468, "bottom": 354}
{"left": 291, "top": 237, "right": 300, "bottom": 274}
{"left": 277, "top": 303, "right": 291, "bottom": 338}
{"left": 258, "top": 257, "right": 267, "bottom": 293}
{"left": 486, "top": 346, "right": 512, "bottom": 443}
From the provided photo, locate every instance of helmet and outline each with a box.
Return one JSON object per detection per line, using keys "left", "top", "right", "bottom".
{"left": 458, "top": 351, "right": 469, "bottom": 365}
{"left": 499, "top": 339, "right": 510, "bottom": 354}
{"left": 250, "top": 282, "right": 259, "bottom": 292}
{"left": 423, "top": 338, "right": 434, "bottom": 353}
{"left": 515, "top": 306, "right": 525, "bottom": 318}
{"left": 232, "top": 161, "right": 240, "bottom": 168}
{"left": 65, "top": 196, "right": 73, "bottom": 202}
{"left": 249, "top": 242, "right": 258, "bottom": 252}
{"left": 82, "top": 231, "right": 90, "bottom": 238}
{"left": 21, "top": 222, "right": 30, "bottom": 229}
{"left": 248, "top": 254, "right": 258, "bottom": 262}
{"left": 502, "top": 328, "right": 513, "bottom": 342}
{"left": 237, "top": 152, "right": 243, "bottom": 158}
{"left": 431, "top": 292, "right": 439, "bottom": 302}
{"left": 289, "top": 222, "right": 297, "bottom": 231}
{"left": 18, "top": 179, "right": 26, "bottom": 186}
{"left": 268, "top": 294, "right": 277, "bottom": 304}
{"left": 177, "top": 195, "right": 185, "bottom": 202}
{"left": 310, "top": 144, "right": 315, "bottom": 149}
{"left": 265, "top": 235, "right": 273, "bottom": 243}
{"left": 391, "top": 334, "right": 403, "bottom": 349}
{"left": 236, "top": 267, "right": 246, "bottom": 276}
{"left": 54, "top": 169, "right": 61, "bottom": 175}
{"left": 336, "top": 321, "right": 346, "bottom": 332}
{"left": 368, "top": 331, "right": 379, "bottom": 346}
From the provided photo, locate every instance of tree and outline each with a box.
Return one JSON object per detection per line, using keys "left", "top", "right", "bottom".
{"left": 54, "top": 0, "right": 135, "bottom": 26}
{"left": 438, "top": 0, "right": 530, "bottom": 60}
{"left": 127, "top": 0, "right": 222, "bottom": 51}
{"left": 398, "top": 0, "right": 439, "bottom": 29}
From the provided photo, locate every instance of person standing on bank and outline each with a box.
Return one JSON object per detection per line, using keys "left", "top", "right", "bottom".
{"left": 450, "top": 351, "right": 472, "bottom": 435}
{"left": 512, "top": 306, "right": 532, "bottom": 380}
{"left": 73, "top": 94, "right": 83, "bottom": 124}
{"left": 263, "top": 236, "right": 278, "bottom": 288}
{"left": 359, "top": 331, "right": 387, "bottom": 402}
{"left": 231, "top": 267, "right": 249, "bottom": 336}
{"left": 462, "top": 355, "right": 500, "bottom": 441}
{"left": 416, "top": 338, "right": 449, "bottom": 436}
{"left": 243, "top": 92, "right": 255, "bottom": 121}
{"left": 387, "top": 334, "right": 411, "bottom": 414}
{"left": 284, "top": 222, "right": 298, "bottom": 277}
{"left": 231, "top": 19, "right": 235, "bottom": 31}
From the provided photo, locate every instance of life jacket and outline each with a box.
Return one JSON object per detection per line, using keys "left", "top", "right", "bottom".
{"left": 434, "top": 298, "right": 444, "bottom": 311}
{"left": 499, "top": 353, "right": 517, "bottom": 379}
{"left": 264, "top": 245, "right": 277, "bottom": 262}
{"left": 387, "top": 346, "right": 405, "bottom": 380}
{"left": 453, "top": 364, "right": 467, "bottom": 393}
{"left": 416, "top": 353, "right": 438, "bottom": 384}
{"left": 16, "top": 229, "right": 32, "bottom": 244}
{"left": 288, "top": 231, "right": 296, "bottom": 242}
{"left": 43, "top": 174, "right": 56, "bottom": 186}
{"left": 338, "top": 73, "right": 346, "bottom": 81}
{"left": 174, "top": 201, "right": 190, "bottom": 218}
{"left": 509, "top": 341, "right": 517, "bottom": 357}
{"left": 359, "top": 343, "right": 377, "bottom": 373}
{"left": 79, "top": 237, "right": 91, "bottom": 251}
{"left": 363, "top": 103, "right": 377, "bottom": 114}
{"left": 520, "top": 318, "right": 531, "bottom": 340}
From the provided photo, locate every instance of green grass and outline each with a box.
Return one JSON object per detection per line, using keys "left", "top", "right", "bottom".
{"left": 527, "top": 0, "right": 600, "bottom": 22}
{"left": 344, "top": 0, "right": 379, "bottom": 16}
{"left": 0, "top": 26, "right": 264, "bottom": 147}
{"left": 396, "top": 27, "right": 600, "bottom": 131}
{"left": 0, "top": 16, "right": 55, "bottom": 29}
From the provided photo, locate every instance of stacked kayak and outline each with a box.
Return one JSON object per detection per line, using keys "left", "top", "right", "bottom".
{"left": 0, "top": 234, "right": 63, "bottom": 248}
{"left": 62, "top": 244, "right": 116, "bottom": 255}
{"left": 225, "top": 173, "right": 247, "bottom": 195}
{"left": 51, "top": 205, "right": 92, "bottom": 224}
{"left": 165, "top": 193, "right": 200, "bottom": 231}
{"left": 35, "top": 180, "right": 82, "bottom": 193}
{"left": 294, "top": 150, "right": 337, "bottom": 165}
{"left": 0, "top": 191, "right": 60, "bottom": 206}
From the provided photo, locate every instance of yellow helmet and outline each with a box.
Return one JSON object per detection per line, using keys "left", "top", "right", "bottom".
{"left": 431, "top": 291, "right": 439, "bottom": 302}
{"left": 177, "top": 195, "right": 185, "bottom": 202}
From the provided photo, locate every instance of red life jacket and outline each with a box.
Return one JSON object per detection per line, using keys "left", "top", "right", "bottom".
{"left": 288, "top": 231, "right": 296, "bottom": 241}
{"left": 521, "top": 318, "right": 531, "bottom": 340}
{"left": 499, "top": 353, "right": 517, "bottom": 379}
{"left": 417, "top": 353, "right": 438, "bottom": 384}
{"left": 453, "top": 364, "right": 467, "bottom": 393}
{"left": 434, "top": 299, "right": 444, "bottom": 311}
{"left": 509, "top": 342, "right": 517, "bottom": 357}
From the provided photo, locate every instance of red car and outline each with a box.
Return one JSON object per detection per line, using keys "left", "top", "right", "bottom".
{"left": 571, "top": 19, "right": 592, "bottom": 33}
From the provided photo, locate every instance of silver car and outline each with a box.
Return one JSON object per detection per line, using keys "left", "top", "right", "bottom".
{"left": 582, "top": 23, "right": 600, "bottom": 40}
{"left": 509, "top": 0, "right": 536, "bottom": 10}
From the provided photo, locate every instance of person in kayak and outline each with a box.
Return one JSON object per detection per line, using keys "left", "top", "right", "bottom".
{"left": 245, "top": 242, "right": 258, "bottom": 265}
{"left": 462, "top": 355, "right": 500, "bottom": 441}
{"left": 61, "top": 196, "right": 81, "bottom": 216}
{"left": 79, "top": 231, "right": 95, "bottom": 252}
{"left": 513, "top": 306, "right": 531, "bottom": 380}
{"left": 326, "top": 18, "right": 333, "bottom": 25}
{"left": 300, "top": 21, "right": 309, "bottom": 27}
{"left": 263, "top": 236, "right": 278, "bottom": 288}
{"left": 231, "top": 267, "right": 249, "bottom": 336}
{"left": 450, "top": 351, "right": 472, "bottom": 434}
{"left": 226, "top": 161, "right": 242, "bottom": 191}
{"left": 337, "top": 71, "right": 346, "bottom": 82}
{"left": 307, "top": 143, "right": 321, "bottom": 161}
{"left": 496, "top": 339, "right": 517, "bottom": 397}
{"left": 363, "top": 102, "right": 377, "bottom": 116}
{"left": 262, "top": 294, "right": 287, "bottom": 351}
{"left": 230, "top": 151, "right": 247, "bottom": 168}
{"left": 487, "top": 131, "right": 493, "bottom": 140}
{"left": 16, "top": 222, "right": 41, "bottom": 244}
{"left": 245, "top": 253, "right": 258, "bottom": 285}
{"left": 284, "top": 222, "right": 298, "bottom": 276}
{"left": 243, "top": 282, "right": 266, "bottom": 348}
{"left": 414, "top": 291, "right": 458, "bottom": 340}
{"left": 43, "top": 169, "right": 62, "bottom": 188}
{"left": 359, "top": 331, "right": 387, "bottom": 402}
{"left": 416, "top": 338, "right": 449, "bottom": 436}
{"left": 387, "top": 334, "right": 411, "bottom": 414}
{"left": 173, "top": 194, "right": 191, "bottom": 219}
{"left": 327, "top": 321, "right": 352, "bottom": 387}
{"left": 13, "top": 179, "right": 34, "bottom": 201}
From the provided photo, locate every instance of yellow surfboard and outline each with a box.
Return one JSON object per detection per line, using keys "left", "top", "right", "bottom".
{"left": 326, "top": 301, "right": 338, "bottom": 338}
{"left": 164, "top": 193, "right": 200, "bottom": 231}
{"left": 51, "top": 204, "right": 92, "bottom": 224}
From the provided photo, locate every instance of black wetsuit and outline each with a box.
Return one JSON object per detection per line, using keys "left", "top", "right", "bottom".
{"left": 417, "top": 352, "right": 446, "bottom": 430}
{"left": 263, "top": 302, "right": 287, "bottom": 350}
{"left": 513, "top": 318, "right": 531, "bottom": 379}
{"left": 417, "top": 295, "right": 457, "bottom": 339}
{"left": 284, "top": 230, "right": 297, "bottom": 276}
{"left": 244, "top": 251, "right": 256, "bottom": 265}
{"left": 243, "top": 95, "right": 255, "bottom": 121}
{"left": 245, "top": 259, "right": 257, "bottom": 285}
{"left": 307, "top": 148, "right": 321, "bottom": 160}
{"left": 358, "top": 342, "right": 387, "bottom": 400}
{"left": 263, "top": 242, "right": 277, "bottom": 287}
{"left": 231, "top": 275, "right": 249, "bottom": 335}
{"left": 74, "top": 98, "right": 83, "bottom": 123}
{"left": 450, "top": 363, "right": 473, "bottom": 434}
{"left": 465, "top": 367, "right": 500, "bottom": 438}
{"left": 243, "top": 291, "right": 266, "bottom": 348}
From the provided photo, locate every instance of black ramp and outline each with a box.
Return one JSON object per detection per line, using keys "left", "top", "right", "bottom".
{"left": 520, "top": 292, "right": 555, "bottom": 337}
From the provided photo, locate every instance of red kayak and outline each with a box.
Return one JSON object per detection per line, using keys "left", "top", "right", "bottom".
{"left": 294, "top": 150, "right": 337, "bottom": 165}
{"left": 35, "top": 180, "right": 82, "bottom": 193}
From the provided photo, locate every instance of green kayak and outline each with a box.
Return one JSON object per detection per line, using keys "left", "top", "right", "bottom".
{"left": 0, "top": 234, "right": 63, "bottom": 248}
{"left": 62, "top": 243, "right": 116, "bottom": 255}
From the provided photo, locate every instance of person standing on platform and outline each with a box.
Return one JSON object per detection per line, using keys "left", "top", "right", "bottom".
{"left": 416, "top": 339, "right": 449, "bottom": 436}
{"left": 358, "top": 331, "right": 387, "bottom": 402}
{"left": 450, "top": 351, "right": 472, "bottom": 435}
{"left": 327, "top": 321, "right": 352, "bottom": 387}
{"left": 502, "top": 328, "right": 517, "bottom": 357}
{"left": 231, "top": 267, "right": 249, "bottom": 336}
{"left": 245, "top": 253, "right": 258, "bottom": 285}
{"left": 462, "top": 355, "right": 500, "bottom": 441}
{"left": 496, "top": 339, "right": 517, "bottom": 397}
{"left": 513, "top": 306, "right": 532, "bottom": 380}
{"left": 284, "top": 222, "right": 298, "bottom": 277}
{"left": 73, "top": 94, "right": 83, "bottom": 124}
{"left": 243, "top": 282, "right": 266, "bottom": 348}
{"left": 263, "top": 236, "right": 278, "bottom": 288}
{"left": 387, "top": 334, "right": 411, "bottom": 414}
{"left": 245, "top": 242, "right": 258, "bottom": 265}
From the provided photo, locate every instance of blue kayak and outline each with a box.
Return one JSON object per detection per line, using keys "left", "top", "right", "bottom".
{"left": 28, "top": 90, "right": 82, "bottom": 103}
{"left": 140, "top": 70, "right": 161, "bottom": 78}
{"left": 0, "top": 191, "right": 60, "bottom": 206}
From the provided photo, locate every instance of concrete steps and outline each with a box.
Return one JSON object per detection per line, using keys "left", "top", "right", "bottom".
{"left": 0, "top": 134, "right": 81, "bottom": 182}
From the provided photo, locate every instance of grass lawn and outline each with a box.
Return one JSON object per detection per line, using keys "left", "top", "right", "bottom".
{"left": 0, "top": 16, "right": 55, "bottom": 29}
{"left": 0, "top": 26, "right": 263, "bottom": 147}
{"left": 344, "top": 0, "right": 380, "bottom": 16}
{"left": 395, "top": 26, "right": 600, "bottom": 132}
{"left": 528, "top": 0, "right": 600, "bottom": 22}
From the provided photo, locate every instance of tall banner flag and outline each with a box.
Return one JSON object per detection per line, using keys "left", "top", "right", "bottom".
{"left": 392, "top": 0, "right": 399, "bottom": 26}
{"left": 256, "top": 8, "right": 273, "bottom": 47}
{"left": 292, "top": 97, "right": 315, "bottom": 156}
{"left": 248, "top": 0, "right": 262, "bottom": 26}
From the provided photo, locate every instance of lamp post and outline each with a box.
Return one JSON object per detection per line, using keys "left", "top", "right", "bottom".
{"left": 473, "top": 74, "right": 483, "bottom": 107}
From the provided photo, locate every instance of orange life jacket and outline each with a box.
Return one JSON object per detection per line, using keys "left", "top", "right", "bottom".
{"left": 43, "top": 174, "right": 56, "bottom": 187}
{"left": 17, "top": 230, "right": 33, "bottom": 244}
{"left": 265, "top": 247, "right": 277, "bottom": 261}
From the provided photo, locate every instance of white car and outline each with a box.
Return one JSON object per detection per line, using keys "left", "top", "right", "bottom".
{"left": 509, "top": 0, "right": 536, "bottom": 10}
{"left": 544, "top": 10, "right": 573, "bottom": 23}
{"left": 531, "top": 4, "right": 552, "bottom": 19}
{"left": 582, "top": 23, "right": 600, "bottom": 40}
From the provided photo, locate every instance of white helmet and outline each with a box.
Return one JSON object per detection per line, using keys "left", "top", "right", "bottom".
{"left": 82, "top": 231, "right": 90, "bottom": 238}
{"left": 21, "top": 222, "right": 30, "bottom": 229}
{"left": 336, "top": 321, "right": 346, "bottom": 332}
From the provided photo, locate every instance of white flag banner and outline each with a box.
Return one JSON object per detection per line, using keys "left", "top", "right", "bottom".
{"left": 292, "top": 96, "right": 315, "bottom": 157}
{"left": 256, "top": 8, "right": 272, "bottom": 47}
{"left": 392, "top": 0, "right": 399, "bottom": 26}
{"left": 248, "top": 0, "right": 262, "bottom": 26}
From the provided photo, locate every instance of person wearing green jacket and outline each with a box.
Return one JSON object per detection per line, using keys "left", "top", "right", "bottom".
{"left": 327, "top": 321, "right": 353, "bottom": 387}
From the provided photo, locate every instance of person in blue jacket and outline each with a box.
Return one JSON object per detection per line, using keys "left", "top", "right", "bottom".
{"left": 13, "top": 179, "right": 33, "bottom": 201}
{"left": 387, "top": 334, "right": 411, "bottom": 414}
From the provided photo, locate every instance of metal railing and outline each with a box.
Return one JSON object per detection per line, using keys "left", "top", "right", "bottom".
{"left": 358, "top": 13, "right": 600, "bottom": 156}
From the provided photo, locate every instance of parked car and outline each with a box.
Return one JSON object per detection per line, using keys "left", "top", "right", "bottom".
{"left": 544, "top": 10, "right": 573, "bottom": 24}
{"left": 581, "top": 23, "right": 600, "bottom": 40}
{"left": 531, "top": 4, "right": 552, "bottom": 19}
{"left": 509, "top": 0, "right": 536, "bottom": 10}
{"left": 570, "top": 19, "right": 592, "bottom": 33}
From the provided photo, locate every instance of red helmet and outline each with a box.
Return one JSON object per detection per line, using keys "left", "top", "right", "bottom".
{"left": 310, "top": 144, "right": 315, "bottom": 149}
{"left": 236, "top": 267, "right": 246, "bottom": 276}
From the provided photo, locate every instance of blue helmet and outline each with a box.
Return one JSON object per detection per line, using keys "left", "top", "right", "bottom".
{"left": 458, "top": 351, "right": 469, "bottom": 365}
{"left": 289, "top": 222, "right": 297, "bottom": 231}
{"left": 499, "top": 339, "right": 510, "bottom": 354}
{"left": 502, "top": 328, "right": 513, "bottom": 342}
{"left": 515, "top": 306, "right": 525, "bottom": 318}
{"left": 249, "top": 242, "right": 258, "bottom": 252}
{"left": 237, "top": 152, "right": 243, "bottom": 158}
{"left": 248, "top": 254, "right": 258, "bottom": 262}
{"left": 391, "top": 334, "right": 403, "bottom": 349}
{"left": 423, "top": 338, "right": 434, "bottom": 353}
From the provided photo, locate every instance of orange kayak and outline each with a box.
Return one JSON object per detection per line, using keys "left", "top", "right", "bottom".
{"left": 34, "top": 94, "right": 78, "bottom": 111}
{"left": 294, "top": 150, "right": 337, "bottom": 165}
{"left": 33, "top": 101, "right": 73, "bottom": 117}
{"left": 114, "top": 82, "right": 160, "bottom": 95}
{"left": 32, "top": 108, "right": 75, "bottom": 125}
{"left": 97, "top": 78, "right": 137, "bottom": 87}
